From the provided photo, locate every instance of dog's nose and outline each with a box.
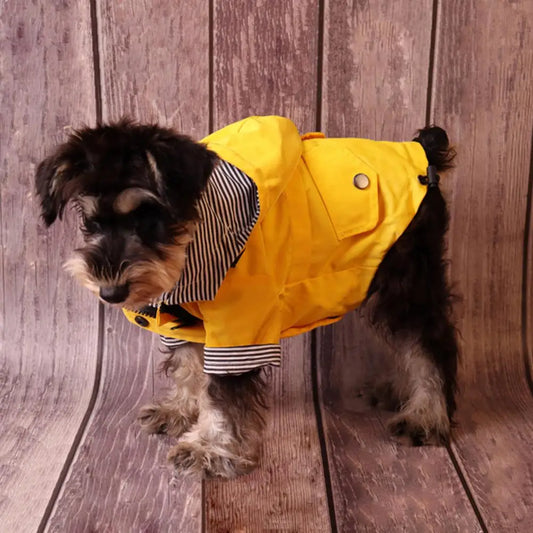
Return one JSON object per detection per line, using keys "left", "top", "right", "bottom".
{"left": 99, "top": 284, "right": 129, "bottom": 304}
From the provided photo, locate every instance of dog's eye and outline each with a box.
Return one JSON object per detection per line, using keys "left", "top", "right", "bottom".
{"left": 82, "top": 218, "right": 102, "bottom": 235}
{"left": 130, "top": 203, "right": 163, "bottom": 240}
{"left": 135, "top": 216, "right": 164, "bottom": 241}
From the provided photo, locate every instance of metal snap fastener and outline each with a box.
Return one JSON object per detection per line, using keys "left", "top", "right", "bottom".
{"left": 354, "top": 173, "right": 370, "bottom": 190}
{"left": 135, "top": 315, "right": 149, "bottom": 327}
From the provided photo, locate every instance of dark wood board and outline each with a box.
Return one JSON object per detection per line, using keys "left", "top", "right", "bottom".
{"left": 205, "top": 1, "right": 331, "bottom": 531}
{"left": 205, "top": 337, "right": 330, "bottom": 532}
{"left": 317, "top": 1, "right": 481, "bottom": 530}
{"left": 44, "top": 1, "right": 210, "bottom": 530}
{"left": 96, "top": 0, "right": 210, "bottom": 131}
{"left": 432, "top": 1, "right": 533, "bottom": 530}
{"left": 322, "top": 0, "right": 432, "bottom": 140}
{"left": 2, "top": 0, "right": 533, "bottom": 530}
{"left": 45, "top": 309, "right": 202, "bottom": 532}
{"left": 212, "top": 0, "right": 320, "bottom": 127}
{"left": 0, "top": 2, "right": 99, "bottom": 531}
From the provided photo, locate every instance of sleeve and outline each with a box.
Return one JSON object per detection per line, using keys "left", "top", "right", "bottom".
{"left": 160, "top": 336, "right": 190, "bottom": 350}
{"left": 197, "top": 273, "right": 283, "bottom": 375}
{"left": 203, "top": 344, "right": 281, "bottom": 375}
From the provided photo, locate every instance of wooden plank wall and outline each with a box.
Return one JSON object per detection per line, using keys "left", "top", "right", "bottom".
{"left": 1, "top": 1, "right": 532, "bottom": 532}
{"left": 0, "top": 3, "right": 100, "bottom": 532}
{"left": 46, "top": 2, "right": 208, "bottom": 531}
{"left": 433, "top": 2, "right": 533, "bottom": 530}
{"left": 205, "top": 5, "right": 330, "bottom": 531}
{"left": 317, "top": 2, "right": 480, "bottom": 530}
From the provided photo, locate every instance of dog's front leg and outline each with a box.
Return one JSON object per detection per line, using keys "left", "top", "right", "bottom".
{"left": 138, "top": 343, "right": 206, "bottom": 437}
{"left": 168, "top": 369, "right": 269, "bottom": 478}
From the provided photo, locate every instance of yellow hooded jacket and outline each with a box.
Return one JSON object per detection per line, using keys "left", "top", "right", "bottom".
{"left": 123, "top": 116, "right": 429, "bottom": 372}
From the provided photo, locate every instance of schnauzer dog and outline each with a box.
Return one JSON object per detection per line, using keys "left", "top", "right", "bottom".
{"left": 35, "top": 116, "right": 457, "bottom": 478}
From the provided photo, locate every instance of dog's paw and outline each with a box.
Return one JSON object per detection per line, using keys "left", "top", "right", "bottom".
{"left": 387, "top": 412, "right": 450, "bottom": 446}
{"left": 137, "top": 403, "right": 193, "bottom": 438}
{"left": 168, "top": 441, "right": 257, "bottom": 478}
{"left": 138, "top": 404, "right": 169, "bottom": 434}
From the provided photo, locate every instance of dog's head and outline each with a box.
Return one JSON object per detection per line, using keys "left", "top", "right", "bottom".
{"left": 35, "top": 118, "right": 218, "bottom": 307}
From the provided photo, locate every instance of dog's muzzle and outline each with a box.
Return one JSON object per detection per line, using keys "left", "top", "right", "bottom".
{"left": 100, "top": 284, "right": 130, "bottom": 304}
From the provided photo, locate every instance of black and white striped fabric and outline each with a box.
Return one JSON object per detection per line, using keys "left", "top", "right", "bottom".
{"left": 161, "top": 159, "right": 259, "bottom": 304}
{"left": 159, "top": 160, "right": 281, "bottom": 375}
{"left": 160, "top": 338, "right": 282, "bottom": 375}
{"left": 204, "top": 345, "right": 281, "bottom": 374}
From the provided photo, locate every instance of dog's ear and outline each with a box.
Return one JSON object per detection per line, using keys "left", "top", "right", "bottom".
{"left": 35, "top": 142, "right": 87, "bottom": 226}
{"left": 148, "top": 129, "right": 218, "bottom": 218}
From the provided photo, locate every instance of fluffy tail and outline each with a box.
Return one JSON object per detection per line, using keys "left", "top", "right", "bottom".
{"left": 413, "top": 126, "right": 456, "bottom": 172}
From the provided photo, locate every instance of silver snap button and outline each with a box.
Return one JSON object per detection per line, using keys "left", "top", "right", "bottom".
{"left": 353, "top": 173, "right": 370, "bottom": 190}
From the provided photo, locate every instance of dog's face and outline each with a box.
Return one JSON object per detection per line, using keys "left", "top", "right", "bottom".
{"left": 35, "top": 119, "right": 217, "bottom": 307}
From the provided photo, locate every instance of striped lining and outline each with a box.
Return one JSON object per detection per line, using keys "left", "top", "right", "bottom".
{"left": 161, "top": 159, "right": 259, "bottom": 304}
{"left": 160, "top": 336, "right": 189, "bottom": 349}
{"left": 204, "top": 345, "right": 281, "bottom": 375}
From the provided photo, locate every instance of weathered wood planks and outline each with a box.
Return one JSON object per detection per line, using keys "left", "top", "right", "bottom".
{"left": 44, "top": 1, "right": 210, "bottom": 531}
{"left": 318, "top": 325, "right": 482, "bottom": 532}
{"left": 45, "top": 310, "right": 202, "bottom": 532}
{"left": 0, "top": 3, "right": 99, "bottom": 532}
{"left": 432, "top": 1, "right": 533, "bottom": 530}
{"left": 206, "top": 337, "right": 331, "bottom": 532}
{"left": 205, "top": 2, "right": 331, "bottom": 531}
{"left": 1, "top": 0, "right": 533, "bottom": 531}
{"left": 317, "top": 1, "right": 482, "bottom": 530}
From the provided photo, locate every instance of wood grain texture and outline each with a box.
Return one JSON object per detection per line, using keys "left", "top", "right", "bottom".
{"left": 318, "top": 1, "right": 481, "bottom": 530}
{"left": 97, "top": 0, "right": 210, "bottom": 133}
{"left": 322, "top": 0, "right": 431, "bottom": 140}
{"left": 0, "top": 2, "right": 99, "bottom": 532}
{"left": 44, "top": 1, "right": 210, "bottom": 531}
{"left": 45, "top": 309, "right": 201, "bottom": 532}
{"left": 205, "top": 337, "right": 330, "bottom": 533}
{"left": 433, "top": 0, "right": 533, "bottom": 388}
{"left": 432, "top": 1, "right": 533, "bottom": 530}
{"left": 206, "top": 2, "right": 331, "bottom": 530}
{"left": 212, "top": 0, "right": 319, "bottom": 130}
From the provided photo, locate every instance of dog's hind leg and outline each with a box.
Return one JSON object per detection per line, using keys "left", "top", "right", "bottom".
{"left": 363, "top": 186, "right": 458, "bottom": 445}
{"left": 384, "top": 335, "right": 455, "bottom": 446}
{"left": 138, "top": 343, "right": 206, "bottom": 438}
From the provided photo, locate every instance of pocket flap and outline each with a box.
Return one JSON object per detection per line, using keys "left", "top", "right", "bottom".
{"left": 303, "top": 145, "right": 379, "bottom": 240}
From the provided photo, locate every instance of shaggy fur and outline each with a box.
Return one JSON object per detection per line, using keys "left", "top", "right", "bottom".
{"left": 363, "top": 128, "right": 458, "bottom": 444}
{"left": 35, "top": 119, "right": 458, "bottom": 477}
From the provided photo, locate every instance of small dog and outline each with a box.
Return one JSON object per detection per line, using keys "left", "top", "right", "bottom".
{"left": 35, "top": 116, "right": 457, "bottom": 478}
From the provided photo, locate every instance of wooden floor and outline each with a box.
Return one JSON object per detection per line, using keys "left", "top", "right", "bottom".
{"left": 1, "top": 1, "right": 533, "bottom": 531}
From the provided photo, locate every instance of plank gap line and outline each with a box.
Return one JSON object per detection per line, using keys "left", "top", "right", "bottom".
{"left": 311, "top": 331, "right": 337, "bottom": 533}
{"left": 37, "top": 303, "right": 106, "bottom": 533}
{"left": 315, "top": 0, "right": 325, "bottom": 132}
{"left": 425, "top": 0, "right": 439, "bottom": 125}
{"left": 521, "top": 126, "right": 533, "bottom": 395}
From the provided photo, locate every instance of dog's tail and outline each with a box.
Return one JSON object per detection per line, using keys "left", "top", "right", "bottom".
{"left": 413, "top": 126, "right": 456, "bottom": 172}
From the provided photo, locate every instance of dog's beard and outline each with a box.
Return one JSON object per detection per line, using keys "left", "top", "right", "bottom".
{"left": 65, "top": 228, "right": 194, "bottom": 308}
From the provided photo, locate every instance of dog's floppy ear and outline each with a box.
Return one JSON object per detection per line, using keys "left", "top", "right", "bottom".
{"left": 148, "top": 129, "right": 219, "bottom": 219}
{"left": 35, "top": 142, "right": 87, "bottom": 226}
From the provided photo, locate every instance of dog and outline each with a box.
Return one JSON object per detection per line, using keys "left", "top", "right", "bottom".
{"left": 35, "top": 116, "right": 457, "bottom": 478}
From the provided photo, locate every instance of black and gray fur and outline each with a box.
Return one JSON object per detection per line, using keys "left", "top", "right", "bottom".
{"left": 35, "top": 120, "right": 458, "bottom": 477}
{"left": 363, "top": 126, "right": 458, "bottom": 445}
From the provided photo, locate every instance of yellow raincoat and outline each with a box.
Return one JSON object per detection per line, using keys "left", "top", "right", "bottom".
{"left": 123, "top": 116, "right": 428, "bottom": 353}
